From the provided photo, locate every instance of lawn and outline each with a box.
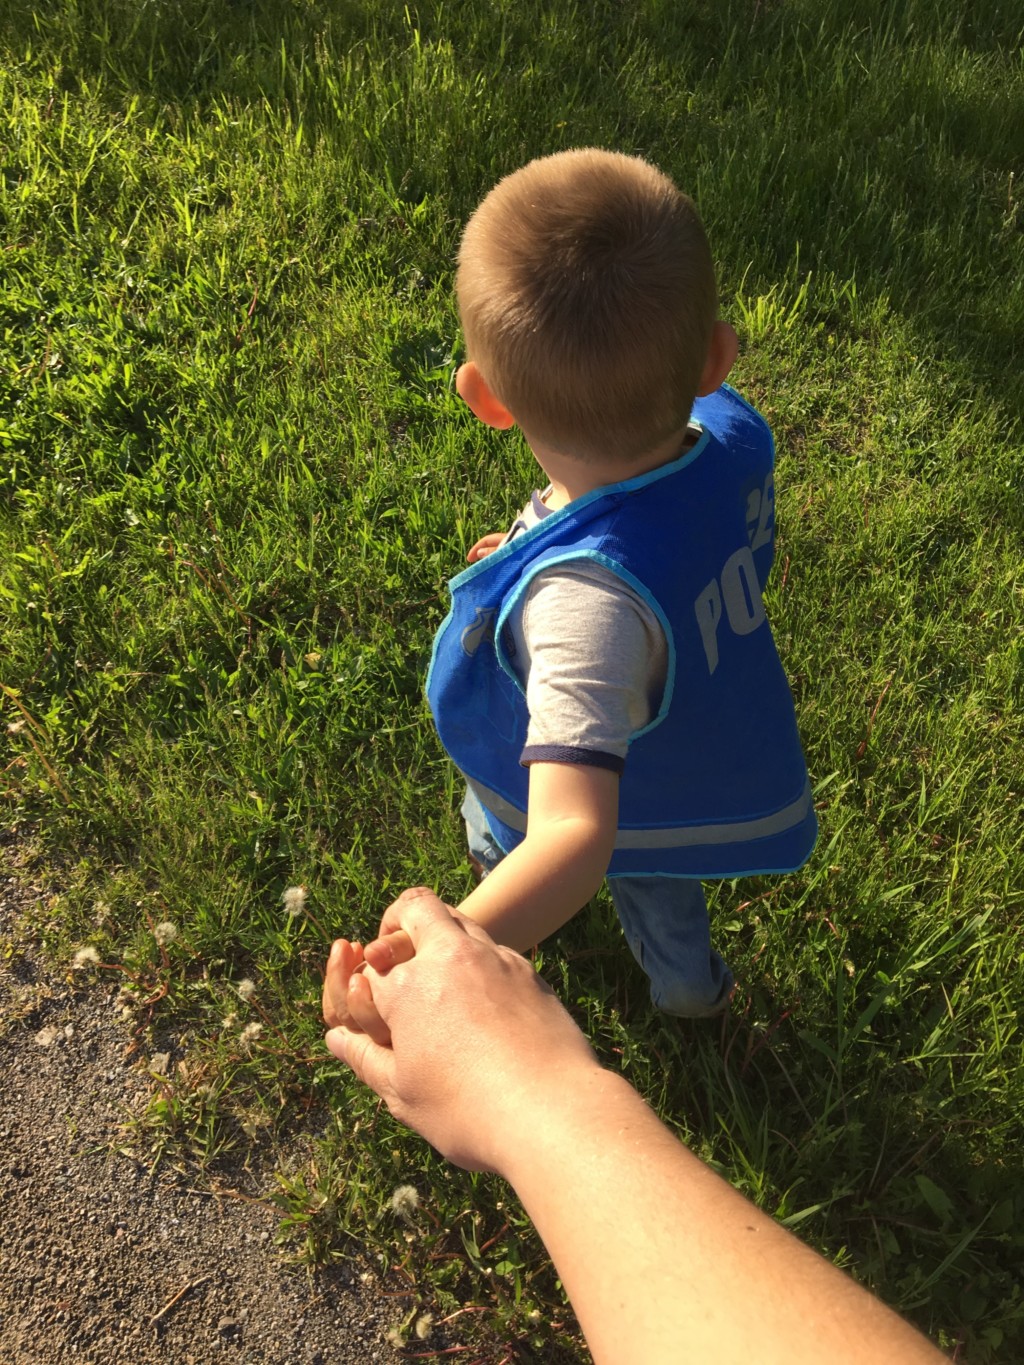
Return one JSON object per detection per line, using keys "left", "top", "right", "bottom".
{"left": 2, "top": 1, "right": 1023, "bottom": 1359}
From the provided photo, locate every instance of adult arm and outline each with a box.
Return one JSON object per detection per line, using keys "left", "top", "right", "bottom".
{"left": 323, "top": 890, "right": 945, "bottom": 1365}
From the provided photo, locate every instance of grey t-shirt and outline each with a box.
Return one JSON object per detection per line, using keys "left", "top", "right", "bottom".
{"left": 503, "top": 490, "right": 669, "bottom": 773}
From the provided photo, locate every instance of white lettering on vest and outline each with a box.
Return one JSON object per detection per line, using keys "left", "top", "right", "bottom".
{"left": 694, "top": 580, "right": 723, "bottom": 674}
{"left": 695, "top": 546, "right": 766, "bottom": 674}
{"left": 747, "top": 472, "right": 775, "bottom": 553}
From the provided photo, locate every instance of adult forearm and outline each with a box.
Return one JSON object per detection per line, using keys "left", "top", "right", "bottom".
{"left": 327, "top": 891, "right": 944, "bottom": 1365}
{"left": 503, "top": 1070, "right": 944, "bottom": 1365}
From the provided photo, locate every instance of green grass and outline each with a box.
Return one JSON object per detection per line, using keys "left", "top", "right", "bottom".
{"left": 2, "top": 1, "right": 1023, "bottom": 1359}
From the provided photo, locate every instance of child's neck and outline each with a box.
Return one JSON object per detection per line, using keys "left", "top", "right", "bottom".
{"left": 532, "top": 424, "right": 695, "bottom": 511}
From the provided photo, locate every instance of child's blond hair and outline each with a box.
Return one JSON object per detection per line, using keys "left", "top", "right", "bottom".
{"left": 456, "top": 148, "right": 717, "bottom": 462}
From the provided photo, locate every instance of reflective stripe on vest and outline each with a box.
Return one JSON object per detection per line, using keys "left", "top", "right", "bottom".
{"left": 465, "top": 774, "right": 814, "bottom": 850}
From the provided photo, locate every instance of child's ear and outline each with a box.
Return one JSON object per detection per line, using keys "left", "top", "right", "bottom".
{"left": 695, "top": 322, "right": 740, "bottom": 397}
{"left": 456, "top": 362, "right": 517, "bottom": 430}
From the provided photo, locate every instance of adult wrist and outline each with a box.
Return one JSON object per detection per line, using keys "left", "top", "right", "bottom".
{"left": 495, "top": 1062, "right": 635, "bottom": 1189}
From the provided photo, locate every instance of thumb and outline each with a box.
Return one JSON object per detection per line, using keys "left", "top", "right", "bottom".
{"left": 325, "top": 1025, "right": 395, "bottom": 1099}
{"left": 377, "top": 886, "right": 461, "bottom": 945}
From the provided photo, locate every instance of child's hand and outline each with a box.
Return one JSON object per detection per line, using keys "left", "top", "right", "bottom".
{"left": 363, "top": 929, "right": 415, "bottom": 972}
{"left": 322, "top": 931, "right": 415, "bottom": 1046}
{"left": 467, "top": 533, "right": 505, "bottom": 563}
{"left": 322, "top": 938, "right": 366, "bottom": 1030}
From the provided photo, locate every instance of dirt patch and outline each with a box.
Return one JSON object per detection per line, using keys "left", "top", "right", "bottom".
{"left": 0, "top": 838, "right": 400, "bottom": 1365}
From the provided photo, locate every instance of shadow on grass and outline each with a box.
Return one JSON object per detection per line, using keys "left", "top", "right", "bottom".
{"left": 4, "top": 0, "right": 1020, "bottom": 440}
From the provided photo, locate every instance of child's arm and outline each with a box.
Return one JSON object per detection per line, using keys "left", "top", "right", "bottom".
{"left": 456, "top": 761, "right": 619, "bottom": 950}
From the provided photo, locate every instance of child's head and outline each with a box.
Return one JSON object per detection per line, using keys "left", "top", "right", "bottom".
{"left": 456, "top": 148, "right": 720, "bottom": 463}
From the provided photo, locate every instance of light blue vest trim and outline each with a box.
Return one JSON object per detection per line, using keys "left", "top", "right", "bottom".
{"left": 441, "top": 423, "right": 713, "bottom": 596}
{"left": 493, "top": 548, "right": 678, "bottom": 742}
{"left": 425, "top": 420, "right": 713, "bottom": 700}
{"left": 427, "top": 384, "right": 816, "bottom": 879}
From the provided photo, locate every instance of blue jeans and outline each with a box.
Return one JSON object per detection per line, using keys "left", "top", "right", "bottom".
{"left": 461, "top": 787, "right": 733, "bottom": 1018}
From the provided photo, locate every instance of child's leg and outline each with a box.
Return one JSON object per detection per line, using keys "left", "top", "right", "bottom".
{"left": 607, "top": 876, "right": 733, "bottom": 1018}
{"left": 460, "top": 785, "right": 506, "bottom": 878}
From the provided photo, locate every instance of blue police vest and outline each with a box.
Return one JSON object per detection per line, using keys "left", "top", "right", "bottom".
{"left": 426, "top": 385, "right": 817, "bottom": 878}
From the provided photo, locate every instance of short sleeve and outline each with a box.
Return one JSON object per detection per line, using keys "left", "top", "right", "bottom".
{"left": 505, "top": 562, "right": 669, "bottom": 771}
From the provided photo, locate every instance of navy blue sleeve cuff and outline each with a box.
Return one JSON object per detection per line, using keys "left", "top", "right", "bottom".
{"left": 520, "top": 745, "right": 625, "bottom": 775}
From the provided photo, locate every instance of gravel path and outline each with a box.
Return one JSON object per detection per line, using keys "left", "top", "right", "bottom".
{"left": 0, "top": 836, "right": 401, "bottom": 1365}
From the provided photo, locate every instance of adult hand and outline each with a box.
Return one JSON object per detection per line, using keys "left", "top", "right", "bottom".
{"left": 323, "top": 895, "right": 946, "bottom": 1365}
{"left": 323, "top": 887, "right": 601, "bottom": 1172}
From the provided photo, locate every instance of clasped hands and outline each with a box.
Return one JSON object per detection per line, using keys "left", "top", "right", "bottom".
{"left": 321, "top": 887, "right": 600, "bottom": 1173}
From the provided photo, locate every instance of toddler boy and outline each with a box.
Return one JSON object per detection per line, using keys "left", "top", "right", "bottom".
{"left": 427, "top": 148, "right": 816, "bottom": 1016}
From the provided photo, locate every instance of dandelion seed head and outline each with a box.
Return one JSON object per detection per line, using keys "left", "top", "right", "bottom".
{"left": 221, "top": 1012, "right": 238, "bottom": 1031}
{"left": 153, "top": 921, "right": 179, "bottom": 947}
{"left": 385, "top": 1327, "right": 407, "bottom": 1349}
{"left": 414, "top": 1314, "right": 433, "bottom": 1340}
{"left": 72, "top": 946, "right": 101, "bottom": 969}
{"left": 281, "top": 885, "right": 307, "bottom": 918}
{"left": 237, "top": 978, "right": 257, "bottom": 1002}
{"left": 389, "top": 1184, "right": 420, "bottom": 1220}
{"left": 239, "top": 1021, "right": 263, "bottom": 1052}
{"left": 7, "top": 719, "right": 26, "bottom": 735}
